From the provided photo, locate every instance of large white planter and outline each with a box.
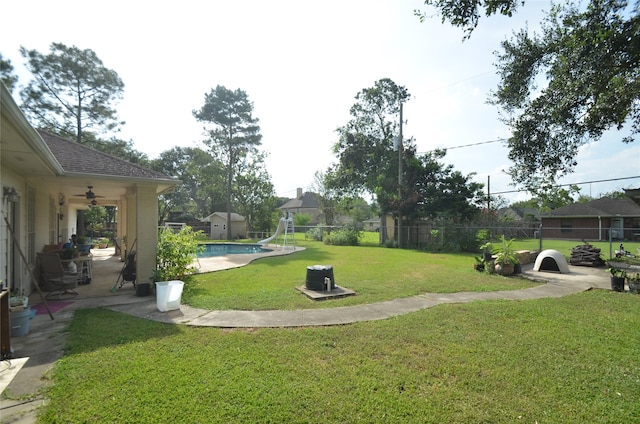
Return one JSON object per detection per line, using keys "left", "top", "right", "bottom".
{"left": 155, "top": 281, "right": 184, "bottom": 312}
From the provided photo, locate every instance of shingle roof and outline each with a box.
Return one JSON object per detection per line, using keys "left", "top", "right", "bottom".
{"left": 201, "top": 212, "right": 246, "bottom": 222}
{"left": 279, "top": 191, "right": 320, "bottom": 209}
{"left": 38, "top": 129, "right": 173, "bottom": 180}
{"left": 545, "top": 197, "right": 640, "bottom": 217}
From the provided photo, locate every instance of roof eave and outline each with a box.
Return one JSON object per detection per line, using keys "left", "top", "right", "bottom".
{"left": 1, "top": 82, "right": 64, "bottom": 175}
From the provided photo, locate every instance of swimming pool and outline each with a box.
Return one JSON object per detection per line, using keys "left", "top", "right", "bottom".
{"left": 198, "top": 243, "right": 272, "bottom": 258}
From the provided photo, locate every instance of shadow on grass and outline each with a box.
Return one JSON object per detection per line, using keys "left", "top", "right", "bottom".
{"left": 64, "top": 308, "right": 183, "bottom": 355}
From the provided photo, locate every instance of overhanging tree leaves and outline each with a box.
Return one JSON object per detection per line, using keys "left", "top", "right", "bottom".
{"left": 417, "top": 0, "right": 639, "bottom": 194}
{"left": 193, "top": 85, "right": 262, "bottom": 240}
{"left": 415, "top": 0, "right": 523, "bottom": 39}
{"left": 20, "top": 42, "right": 125, "bottom": 143}
{"left": 0, "top": 53, "right": 18, "bottom": 92}
{"left": 494, "top": 1, "right": 640, "bottom": 190}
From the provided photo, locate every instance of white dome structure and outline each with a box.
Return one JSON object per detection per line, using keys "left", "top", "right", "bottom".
{"left": 533, "top": 249, "right": 570, "bottom": 273}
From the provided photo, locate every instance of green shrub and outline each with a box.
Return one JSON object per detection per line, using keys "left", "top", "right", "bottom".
{"left": 324, "top": 224, "right": 362, "bottom": 246}
{"left": 154, "top": 226, "right": 204, "bottom": 283}
{"left": 293, "top": 213, "right": 312, "bottom": 226}
{"left": 384, "top": 239, "right": 398, "bottom": 248}
{"left": 305, "top": 226, "right": 324, "bottom": 241}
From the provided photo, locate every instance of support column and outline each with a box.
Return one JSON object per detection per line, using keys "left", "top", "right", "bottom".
{"left": 135, "top": 185, "right": 158, "bottom": 285}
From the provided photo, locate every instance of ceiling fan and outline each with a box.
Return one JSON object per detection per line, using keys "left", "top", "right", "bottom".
{"left": 73, "top": 186, "right": 104, "bottom": 200}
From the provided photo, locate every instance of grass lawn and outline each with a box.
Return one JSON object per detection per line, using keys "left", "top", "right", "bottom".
{"left": 39, "top": 290, "right": 640, "bottom": 423}
{"left": 186, "top": 238, "right": 539, "bottom": 310}
{"left": 32, "top": 238, "right": 640, "bottom": 422}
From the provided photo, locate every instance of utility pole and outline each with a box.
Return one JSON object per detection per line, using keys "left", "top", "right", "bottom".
{"left": 487, "top": 175, "right": 491, "bottom": 210}
{"left": 398, "top": 103, "right": 403, "bottom": 248}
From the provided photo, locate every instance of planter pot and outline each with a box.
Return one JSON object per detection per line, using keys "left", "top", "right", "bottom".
{"left": 135, "top": 282, "right": 151, "bottom": 297}
{"left": 10, "top": 308, "right": 35, "bottom": 337}
{"left": 610, "top": 276, "right": 625, "bottom": 292}
{"left": 474, "top": 264, "right": 485, "bottom": 272}
{"left": 483, "top": 253, "right": 493, "bottom": 262}
{"left": 513, "top": 263, "right": 522, "bottom": 274}
{"left": 495, "top": 263, "right": 514, "bottom": 276}
{"left": 156, "top": 281, "right": 184, "bottom": 311}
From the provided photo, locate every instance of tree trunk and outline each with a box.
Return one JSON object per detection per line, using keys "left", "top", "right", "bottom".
{"left": 226, "top": 148, "right": 233, "bottom": 240}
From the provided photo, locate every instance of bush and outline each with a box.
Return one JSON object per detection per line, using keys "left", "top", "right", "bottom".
{"left": 305, "top": 226, "right": 324, "bottom": 241}
{"left": 324, "top": 224, "right": 362, "bottom": 246}
{"left": 384, "top": 239, "right": 398, "bottom": 248}
{"left": 154, "top": 226, "right": 204, "bottom": 283}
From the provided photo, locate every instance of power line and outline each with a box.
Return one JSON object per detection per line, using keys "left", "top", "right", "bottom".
{"left": 416, "top": 138, "right": 506, "bottom": 155}
{"left": 445, "top": 138, "right": 506, "bottom": 150}
{"left": 490, "top": 175, "right": 640, "bottom": 196}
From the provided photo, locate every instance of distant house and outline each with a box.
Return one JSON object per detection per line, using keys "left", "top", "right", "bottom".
{"left": 363, "top": 217, "right": 380, "bottom": 232}
{"left": 540, "top": 197, "right": 640, "bottom": 241}
{"left": 279, "top": 188, "right": 322, "bottom": 225}
{"left": 201, "top": 212, "right": 247, "bottom": 240}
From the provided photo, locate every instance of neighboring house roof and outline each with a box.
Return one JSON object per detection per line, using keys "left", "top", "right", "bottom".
{"left": 38, "top": 130, "right": 174, "bottom": 181}
{"left": 279, "top": 191, "right": 320, "bottom": 209}
{"left": 498, "top": 206, "right": 540, "bottom": 221}
{"left": 201, "top": 212, "right": 246, "bottom": 222}
{"left": 542, "top": 197, "right": 640, "bottom": 218}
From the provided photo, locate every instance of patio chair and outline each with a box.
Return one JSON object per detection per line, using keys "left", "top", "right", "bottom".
{"left": 37, "top": 252, "right": 79, "bottom": 298}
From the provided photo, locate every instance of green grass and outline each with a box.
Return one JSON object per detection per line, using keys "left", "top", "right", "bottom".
{"left": 186, "top": 239, "right": 538, "bottom": 310}
{"left": 38, "top": 290, "right": 640, "bottom": 423}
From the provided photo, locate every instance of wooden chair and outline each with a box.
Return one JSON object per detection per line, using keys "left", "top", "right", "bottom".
{"left": 37, "top": 252, "right": 79, "bottom": 298}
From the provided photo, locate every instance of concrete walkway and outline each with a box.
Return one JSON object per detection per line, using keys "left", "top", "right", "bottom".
{"left": 107, "top": 266, "right": 606, "bottom": 328}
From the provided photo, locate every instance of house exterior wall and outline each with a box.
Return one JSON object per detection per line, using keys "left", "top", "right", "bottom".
{"left": 539, "top": 217, "right": 640, "bottom": 240}
{"left": 280, "top": 207, "right": 322, "bottom": 225}
{"left": 541, "top": 217, "right": 602, "bottom": 240}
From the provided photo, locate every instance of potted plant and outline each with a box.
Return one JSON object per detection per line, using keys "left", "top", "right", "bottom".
{"left": 479, "top": 241, "right": 493, "bottom": 262}
{"left": 626, "top": 272, "right": 640, "bottom": 294}
{"left": 9, "top": 290, "right": 28, "bottom": 310}
{"left": 606, "top": 267, "right": 626, "bottom": 292}
{"left": 76, "top": 236, "right": 92, "bottom": 255}
{"left": 492, "top": 235, "right": 519, "bottom": 276}
{"left": 60, "top": 246, "right": 78, "bottom": 259}
{"left": 473, "top": 256, "right": 485, "bottom": 272}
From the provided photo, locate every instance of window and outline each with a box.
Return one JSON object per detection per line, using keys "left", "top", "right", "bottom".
{"left": 561, "top": 219, "right": 572, "bottom": 233}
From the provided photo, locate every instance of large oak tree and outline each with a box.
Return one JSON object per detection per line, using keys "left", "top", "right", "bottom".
{"left": 417, "top": 0, "right": 639, "bottom": 193}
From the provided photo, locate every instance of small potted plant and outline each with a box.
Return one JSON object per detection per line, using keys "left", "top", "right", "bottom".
{"left": 473, "top": 256, "right": 485, "bottom": 272}
{"left": 606, "top": 267, "right": 626, "bottom": 292}
{"left": 480, "top": 241, "right": 493, "bottom": 262}
{"left": 627, "top": 272, "right": 640, "bottom": 294}
{"left": 9, "top": 290, "right": 28, "bottom": 310}
{"left": 76, "top": 236, "right": 91, "bottom": 255}
{"left": 60, "top": 246, "right": 78, "bottom": 259}
{"left": 492, "top": 235, "right": 519, "bottom": 276}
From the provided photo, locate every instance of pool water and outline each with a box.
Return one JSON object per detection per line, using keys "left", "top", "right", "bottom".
{"left": 198, "top": 243, "right": 272, "bottom": 258}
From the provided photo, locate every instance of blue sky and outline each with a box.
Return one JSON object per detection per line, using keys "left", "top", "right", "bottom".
{"left": 2, "top": 0, "right": 639, "bottom": 203}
